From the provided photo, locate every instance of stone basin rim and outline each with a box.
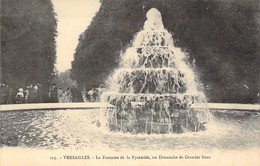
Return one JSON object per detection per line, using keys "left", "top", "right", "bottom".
{"left": 0, "top": 102, "right": 115, "bottom": 112}
{"left": 0, "top": 102, "right": 259, "bottom": 112}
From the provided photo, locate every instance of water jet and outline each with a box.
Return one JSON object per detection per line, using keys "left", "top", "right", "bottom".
{"left": 102, "top": 8, "right": 211, "bottom": 134}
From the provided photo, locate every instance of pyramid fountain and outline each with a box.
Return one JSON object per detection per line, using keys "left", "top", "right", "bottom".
{"left": 102, "top": 8, "right": 211, "bottom": 134}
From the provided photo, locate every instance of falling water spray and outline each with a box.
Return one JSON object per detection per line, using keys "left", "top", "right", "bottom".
{"left": 102, "top": 8, "right": 212, "bottom": 134}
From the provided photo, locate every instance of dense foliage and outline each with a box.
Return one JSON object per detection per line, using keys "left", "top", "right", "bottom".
{"left": 51, "top": 70, "right": 76, "bottom": 88}
{"left": 72, "top": 0, "right": 259, "bottom": 103}
{"left": 1, "top": 0, "right": 57, "bottom": 91}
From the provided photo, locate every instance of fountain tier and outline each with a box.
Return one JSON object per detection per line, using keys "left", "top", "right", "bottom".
{"left": 114, "top": 68, "right": 187, "bottom": 94}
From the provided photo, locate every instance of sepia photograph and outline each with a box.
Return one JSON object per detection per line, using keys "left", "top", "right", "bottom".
{"left": 1, "top": 0, "right": 260, "bottom": 165}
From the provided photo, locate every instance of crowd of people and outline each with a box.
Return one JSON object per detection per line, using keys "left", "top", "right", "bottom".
{"left": 1, "top": 83, "right": 105, "bottom": 104}
{"left": 86, "top": 88, "right": 101, "bottom": 102}
{"left": 57, "top": 85, "right": 105, "bottom": 103}
{"left": 57, "top": 85, "right": 84, "bottom": 103}
{"left": 1, "top": 83, "right": 46, "bottom": 104}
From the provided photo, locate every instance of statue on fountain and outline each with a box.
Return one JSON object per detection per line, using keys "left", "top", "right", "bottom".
{"left": 102, "top": 8, "right": 211, "bottom": 134}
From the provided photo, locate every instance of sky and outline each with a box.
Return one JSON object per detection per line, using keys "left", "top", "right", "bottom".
{"left": 52, "top": 0, "right": 101, "bottom": 72}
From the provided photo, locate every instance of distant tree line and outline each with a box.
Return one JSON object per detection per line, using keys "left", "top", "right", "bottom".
{"left": 72, "top": 0, "right": 259, "bottom": 103}
{"left": 1, "top": 0, "right": 57, "bottom": 102}
{"left": 51, "top": 70, "right": 76, "bottom": 89}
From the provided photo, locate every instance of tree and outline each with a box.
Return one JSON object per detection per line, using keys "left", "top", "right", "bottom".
{"left": 1, "top": 0, "right": 57, "bottom": 102}
{"left": 71, "top": 0, "right": 259, "bottom": 103}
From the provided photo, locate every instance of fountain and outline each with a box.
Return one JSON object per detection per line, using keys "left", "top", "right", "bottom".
{"left": 102, "top": 8, "right": 211, "bottom": 134}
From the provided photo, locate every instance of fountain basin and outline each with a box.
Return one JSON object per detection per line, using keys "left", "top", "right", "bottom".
{"left": 0, "top": 103, "right": 259, "bottom": 151}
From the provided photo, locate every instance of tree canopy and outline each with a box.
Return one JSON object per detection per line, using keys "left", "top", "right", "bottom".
{"left": 72, "top": 0, "right": 259, "bottom": 103}
{"left": 1, "top": 0, "right": 57, "bottom": 88}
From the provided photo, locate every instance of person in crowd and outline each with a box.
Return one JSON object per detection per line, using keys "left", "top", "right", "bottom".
{"left": 16, "top": 88, "right": 24, "bottom": 104}
{"left": 65, "top": 87, "right": 72, "bottom": 102}
{"left": 85, "top": 90, "right": 90, "bottom": 102}
{"left": 71, "top": 84, "right": 83, "bottom": 102}
{"left": 93, "top": 88, "right": 98, "bottom": 102}
{"left": 36, "top": 84, "right": 44, "bottom": 103}
{"left": 24, "top": 89, "right": 29, "bottom": 103}
{"left": 34, "top": 85, "right": 38, "bottom": 92}
{"left": 57, "top": 88, "right": 63, "bottom": 102}
{"left": 88, "top": 88, "right": 94, "bottom": 102}
{"left": 7, "top": 87, "right": 15, "bottom": 104}
{"left": 30, "top": 85, "right": 37, "bottom": 103}
{"left": 1, "top": 84, "right": 8, "bottom": 104}
{"left": 61, "top": 89, "right": 67, "bottom": 103}
{"left": 50, "top": 84, "right": 58, "bottom": 103}
{"left": 96, "top": 84, "right": 105, "bottom": 102}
